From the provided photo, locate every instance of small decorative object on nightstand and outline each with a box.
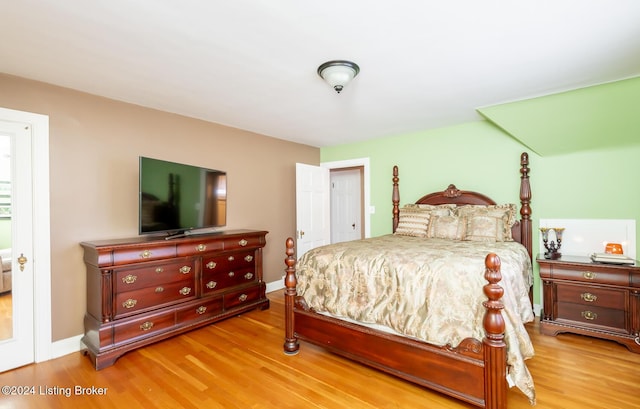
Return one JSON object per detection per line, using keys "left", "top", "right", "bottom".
{"left": 537, "top": 254, "right": 640, "bottom": 352}
{"left": 540, "top": 227, "right": 564, "bottom": 259}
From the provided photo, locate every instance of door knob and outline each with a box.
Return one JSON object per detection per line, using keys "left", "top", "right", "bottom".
{"left": 18, "top": 253, "right": 27, "bottom": 271}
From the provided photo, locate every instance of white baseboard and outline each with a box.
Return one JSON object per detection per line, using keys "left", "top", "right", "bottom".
{"left": 266, "top": 276, "right": 285, "bottom": 294}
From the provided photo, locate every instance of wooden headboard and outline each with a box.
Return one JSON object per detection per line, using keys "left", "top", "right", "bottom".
{"left": 391, "top": 152, "right": 532, "bottom": 259}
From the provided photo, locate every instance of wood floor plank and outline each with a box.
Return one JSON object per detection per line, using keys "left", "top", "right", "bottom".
{"left": 1, "top": 291, "right": 640, "bottom": 408}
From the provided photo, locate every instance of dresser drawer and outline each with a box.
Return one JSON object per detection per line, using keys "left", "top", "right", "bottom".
{"left": 115, "top": 259, "right": 196, "bottom": 293}
{"left": 224, "top": 285, "right": 262, "bottom": 310}
{"left": 112, "top": 244, "right": 177, "bottom": 265}
{"left": 113, "top": 310, "right": 175, "bottom": 345}
{"left": 115, "top": 280, "right": 196, "bottom": 318}
{"left": 176, "top": 297, "right": 224, "bottom": 323}
{"left": 223, "top": 235, "right": 264, "bottom": 251}
{"left": 556, "top": 283, "right": 626, "bottom": 309}
{"left": 546, "top": 265, "right": 630, "bottom": 286}
{"left": 202, "top": 250, "right": 256, "bottom": 272}
{"left": 176, "top": 239, "right": 224, "bottom": 257}
{"left": 202, "top": 267, "right": 256, "bottom": 294}
{"left": 557, "top": 302, "right": 626, "bottom": 332}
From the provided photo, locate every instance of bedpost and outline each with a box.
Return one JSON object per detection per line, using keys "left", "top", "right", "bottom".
{"left": 519, "top": 152, "right": 532, "bottom": 260}
{"left": 283, "top": 237, "right": 300, "bottom": 355}
{"left": 482, "top": 253, "right": 507, "bottom": 409}
{"left": 392, "top": 165, "right": 400, "bottom": 233}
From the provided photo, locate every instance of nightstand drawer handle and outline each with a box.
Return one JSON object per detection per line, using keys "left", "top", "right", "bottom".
{"left": 238, "top": 294, "right": 248, "bottom": 302}
{"left": 244, "top": 255, "right": 253, "bottom": 262}
{"left": 155, "top": 267, "right": 164, "bottom": 274}
{"left": 239, "top": 239, "right": 248, "bottom": 247}
{"left": 196, "top": 244, "right": 207, "bottom": 252}
{"left": 155, "top": 286, "right": 164, "bottom": 293}
{"left": 180, "top": 266, "right": 192, "bottom": 274}
{"left": 244, "top": 272, "right": 254, "bottom": 280}
{"left": 196, "top": 306, "right": 207, "bottom": 315}
{"left": 123, "top": 299, "right": 137, "bottom": 309}
{"left": 206, "top": 261, "right": 217, "bottom": 269}
{"left": 122, "top": 274, "right": 137, "bottom": 284}
{"left": 582, "top": 271, "right": 597, "bottom": 280}
{"left": 140, "top": 321, "right": 154, "bottom": 331}
{"left": 228, "top": 271, "right": 235, "bottom": 277}
{"left": 179, "top": 287, "right": 192, "bottom": 296}
{"left": 581, "top": 292, "right": 597, "bottom": 302}
{"left": 206, "top": 280, "right": 217, "bottom": 289}
{"left": 228, "top": 256, "right": 235, "bottom": 261}
{"left": 581, "top": 310, "right": 598, "bottom": 320}
{"left": 140, "top": 250, "right": 152, "bottom": 259}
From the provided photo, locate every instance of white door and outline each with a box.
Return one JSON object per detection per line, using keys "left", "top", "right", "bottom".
{"left": 295, "top": 163, "right": 330, "bottom": 258}
{"left": 0, "top": 120, "right": 35, "bottom": 372}
{"left": 330, "top": 168, "right": 362, "bottom": 243}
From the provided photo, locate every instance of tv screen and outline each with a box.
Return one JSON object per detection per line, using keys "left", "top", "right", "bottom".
{"left": 139, "top": 157, "right": 227, "bottom": 236}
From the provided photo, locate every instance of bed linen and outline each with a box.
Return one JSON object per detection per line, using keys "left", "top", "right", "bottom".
{"left": 295, "top": 234, "right": 536, "bottom": 403}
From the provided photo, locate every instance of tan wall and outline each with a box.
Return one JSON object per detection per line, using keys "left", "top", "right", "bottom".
{"left": 0, "top": 74, "right": 319, "bottom": 342}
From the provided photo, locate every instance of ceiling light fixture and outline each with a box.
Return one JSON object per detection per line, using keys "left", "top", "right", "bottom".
{"left": 317, "top": 60, "right": 360, "bottom": 93}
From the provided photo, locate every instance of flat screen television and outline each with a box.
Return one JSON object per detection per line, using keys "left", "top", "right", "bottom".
{"left": 139, "top": 156, "right": 227, "bottom": 237}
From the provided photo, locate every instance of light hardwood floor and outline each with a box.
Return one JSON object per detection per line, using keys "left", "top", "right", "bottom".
{"left": 1, "top": 291, "right": 640, "bottom": 409}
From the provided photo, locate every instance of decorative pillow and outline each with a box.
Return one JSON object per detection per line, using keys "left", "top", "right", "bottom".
{"left": 455, "top": 204, "right": 517, "bottom": 241}
{"left": 394, "top": 207, "right": 431, "bottom": 237}
{"left": 426, "top": 214, "right": 466, "bottom": 240}
{"left": 464, "top": 215, "right": 505, "bottom": 242}
{"left": 404, "top": 203, "right": 456, "bottom": 217}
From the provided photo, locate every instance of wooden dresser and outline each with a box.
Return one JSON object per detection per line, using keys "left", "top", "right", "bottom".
{"left": 537, "top": 254, "right": 640, "bottom": 352}
{"left": 81, "top": 229, "right": 269, "bottom": 369}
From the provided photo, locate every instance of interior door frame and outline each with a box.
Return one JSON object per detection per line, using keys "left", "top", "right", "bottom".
{"left": 321, "top": 157, "right": 371, "bottom": 239}
{"left": 0, "top": 107, "right": 52, "bottom": 364}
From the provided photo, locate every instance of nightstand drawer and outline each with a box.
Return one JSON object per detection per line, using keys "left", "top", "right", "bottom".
{"left": 557, "top": 302, "right": 626, "bottom": 332}
{"left": 546, "top": 265, "right": 629, "bottom": 286}
{"left": 556, "top": 284, "right": 626, "bottom": 309}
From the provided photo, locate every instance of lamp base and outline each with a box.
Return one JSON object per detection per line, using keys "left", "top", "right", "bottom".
{"left": 544, "top": 251, "right": 562, "bottom": 260}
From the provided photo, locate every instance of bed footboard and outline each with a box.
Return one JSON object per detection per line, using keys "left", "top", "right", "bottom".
{"left": 283, "top": 238, "right": 508, "bottom": 409}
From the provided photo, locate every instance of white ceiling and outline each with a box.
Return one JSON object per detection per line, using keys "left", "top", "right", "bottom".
{"left": 2, "top": 1, "right": 640, "bottom": 148}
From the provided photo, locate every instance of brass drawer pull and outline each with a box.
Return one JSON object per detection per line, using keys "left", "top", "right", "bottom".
{"left": 581, "top": 310, "right": 598, "bottom": 320}
{"left": 244, "top": 272, "right": 254, "bottom": 280}
{"left": 228, "top": 256, "right": 235, "bottom": 261}
{"left": 581, "top": 292, "right": 597, "bottom": 302}
{"left": 206, "top": 261, "right": 217, "bottom": 269}
{"left": 122, "top": 274, "right": 137, "bottom": 284}
{"left": 155, "top": 267, "right": 164, "bottom": 274}
{"left": 239, "top": 239, "right": 248, "bottom": 247}
{"left": 155, "top": 286, "right": 164, "bottom": 293}
{"left": 244, "top": 255, "right": 253, "bottom": 262}
{"left": 206, "top": 280, "right": 217, "bottom": 289}
{"left": 196, "top": 244, "right": 207, "bottom": 252}
{"left": 140, "top": 250, "right": 152, "bottom": 259}
{"left": 583, "top": 271, "right": 597, "bottom": 280}
{"left": 180, "top": 266, "right": 192, "bottom": 274}
{"left": 228, "top": 271, "right": 235, "bottom": 277}
{"left": 238, "top": 294, "right": 248, "bottom": 302}
{"left": 196, "top": 306, "right": 207, "bottom": 315}
{"left": 123, "top": 299, "right": 137, "bottom": 309}
{"left": 179, "top": 287, "right": 192, "bottom": 296}
{"left": 140, "top": 321, "right": 154, "bottom": 331}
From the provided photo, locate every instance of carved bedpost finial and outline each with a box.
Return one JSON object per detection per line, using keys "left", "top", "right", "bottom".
{"left": 392, "top": 166, "right": 400, "bottom": 233}
{"left": 283, "top": 237, "right": 300, "bottom": 355}
{"left": 519, "top": 152, "right": 532, "bottom": 260}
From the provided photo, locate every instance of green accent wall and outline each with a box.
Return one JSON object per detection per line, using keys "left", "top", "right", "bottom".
{"left": 321, "top": 109, "right": 640, "bottom": 305}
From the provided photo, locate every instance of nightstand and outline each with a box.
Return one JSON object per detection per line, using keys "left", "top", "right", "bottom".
{"left": 537, "top": 254, "right": 640, "bottom": 353}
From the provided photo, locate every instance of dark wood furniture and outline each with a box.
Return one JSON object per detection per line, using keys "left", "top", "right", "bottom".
{"left": 538, "top": 254, "right": 640, "bottom": 353}
{"left": 284, "top": 152, "right": 533, "bottom": 409}
{"left": 81, "top": 229, "right": 269, "bottom": 369}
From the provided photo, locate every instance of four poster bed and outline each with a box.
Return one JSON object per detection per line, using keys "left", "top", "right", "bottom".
{"left": 283, "top": 152, "right": 535, "bottom": 409}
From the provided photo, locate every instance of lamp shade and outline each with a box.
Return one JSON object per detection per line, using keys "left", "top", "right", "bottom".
{"left": 317, "top": 60, "right": 360, "bottom": 93}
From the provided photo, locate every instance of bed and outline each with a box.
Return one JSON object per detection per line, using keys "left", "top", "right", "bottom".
{"left": 283, "top": 152, "right": 534, "bottom": 409}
